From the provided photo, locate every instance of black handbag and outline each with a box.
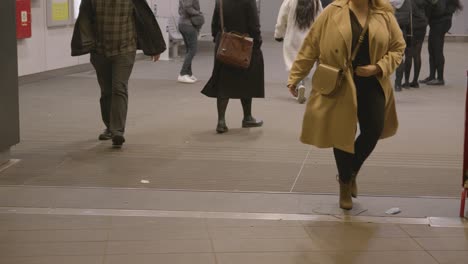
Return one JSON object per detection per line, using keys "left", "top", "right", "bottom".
{"left": 190, "top": 14, "right": 205, "bottom": 28}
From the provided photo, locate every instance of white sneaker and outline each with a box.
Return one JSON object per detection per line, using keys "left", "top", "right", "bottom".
{"left": 297, "top": 85, "right": 306, "bottom": 104}
{"left": 189, "top": 75, "right": 198, "bottom": 82}
{"left": 178, "top": 75, "right": 196, "bottom": 84}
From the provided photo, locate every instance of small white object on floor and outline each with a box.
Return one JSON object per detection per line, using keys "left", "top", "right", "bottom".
{"left": 385, "top": 207, "right": 401, "bottom": 215}
{"left": 140, "top": 180, "right": 150, "bottom": 184}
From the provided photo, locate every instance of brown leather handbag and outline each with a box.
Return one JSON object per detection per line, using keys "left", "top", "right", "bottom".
{"left": 216, "top": 0, "right": 254, "bottom": 69}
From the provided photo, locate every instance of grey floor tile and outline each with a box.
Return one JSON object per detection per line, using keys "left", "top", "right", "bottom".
{"left": 26, "top": 157, "right": 300, "bottom": 192}
{"left": 301, "top": 221, "right": 352, "bottom": 227}
{"left": 207, "top": 219, "right": 301, "bottom": 228}
{"left": 295, "top": 164, "right": 460, "bottom": 197}
{"left": 106, "top": 240, "right": 212, "bottom": 254}
{"left": 213, "top": 238, "right": 325, "bottom": 252}
{"left": 0, "top": 242, "right": 106, "bottom": 257}
{"left": 104, "top": 253, "right": 216, "bottom": 264}
{"left": 110, "top": 216, "right": 206, "bottom": 229}
{"left": 400, "top": 224, "right": 468, "bottom": 237}
{"left": 305, "top": 224, "right": 409, "bottom": 239}
{"left": 216, "top": 251, "right": 438, "bottom": 264}
{"left": 0, "top": 256, "right": 104, "bottom": 264}
{"left": 429, "top": 251, "right": 468, "bottom": 264}
{"left": 108, "top": 226, "right": 210, "bottom": 241}
{"left": 309, "top": 237, "right": 423, "bottom": 251}
{"left": 0, "top": 214, "right": 110, "bottom": 230}
{"left": 2, "top": 229, "right": 108, "bottom": 243}
{"left": 415, "top": 237, "right": 468, "bottom": 250}
{"left": 0, "top": 230, "right": 7, "bottom": 241}
{"left": 208, "top": 226, "right": 310, "bottom": 239}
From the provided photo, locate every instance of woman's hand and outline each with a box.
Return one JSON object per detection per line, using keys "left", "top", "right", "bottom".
{"left": 355, "top": 65, "right": 382, "bottom": 77}
{"left": 287, "top": 84, "right": 298, "bottom": 97}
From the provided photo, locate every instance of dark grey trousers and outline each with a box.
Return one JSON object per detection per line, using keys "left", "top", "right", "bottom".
{"left": 90, "top": 52, "right": 136, "bottom": 136}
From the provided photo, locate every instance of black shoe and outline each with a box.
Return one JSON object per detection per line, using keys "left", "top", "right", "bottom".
{"left": 394, "top": 83, "right": 402, "bottom": 92}
{"left": 402, "top": 82, "right": 410, "bottom": 89}
{"left": 242, "top": 118, "right": 264, "bottom": 128}
{"left": 426, "top": 79, "right": 445, "bottom": 86}
{"left": 410, "top": 82, "right": 419, "bottom": 88}
{"left": 112, "top": 135, "right": 125, "bottom": 148}
{"left": 216, "top": 120, "right": 228, "bottom": 134}
{"left": 420, "top": 77, "right": 434, "bottom": 84}
{"left": 98, "top": 129, "right": 112, "bottom": 140}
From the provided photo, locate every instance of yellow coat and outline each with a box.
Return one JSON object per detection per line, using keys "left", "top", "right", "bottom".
{"left": 288, "top": 0, "right": 406, "bottom": 153}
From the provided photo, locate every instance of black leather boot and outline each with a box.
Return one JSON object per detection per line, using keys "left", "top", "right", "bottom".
{"left": 216, "top": 120, "right": 228, "bottom": 134}
{"left": 242, "top": 117, "right": 263, "bottom": 128}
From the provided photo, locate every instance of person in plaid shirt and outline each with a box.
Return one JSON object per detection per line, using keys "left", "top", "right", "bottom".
{"left": 72, "top": 0, "right": 166, "bottom": 148}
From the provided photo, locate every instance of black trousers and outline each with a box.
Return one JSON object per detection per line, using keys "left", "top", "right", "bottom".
{"left": 333, "top": 77, "right": 385, "bottom": 183}
{"left": 428, "top": 20, "right": 452, "bottom": 80}
{"left": 395, "top": 25, "right": 409, "bottom": 86}
{"left": 90, "top": 52, "right": 136, "bottom": 136}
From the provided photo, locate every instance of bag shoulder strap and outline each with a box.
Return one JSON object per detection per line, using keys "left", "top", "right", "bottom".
{"left": 219, "top": 0, "right": 225, "bottom": 33}
{"left": 345, "top": 9, "right": 370, "bottom": 70}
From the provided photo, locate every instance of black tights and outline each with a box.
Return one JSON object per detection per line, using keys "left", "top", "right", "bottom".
{"left": 404, "top": 29, "right": 426, "bottom": 84}
{"left": 395, "top": 26, "right": 409, "bottom": 86}
{"left": 428, "top": 20, "right": 451, "bottom": 80}
{"left": 217, "top": 98, "right": 253, "bottom": 121}
{"left": 333, "top": 77, "right": 385, "bottom": 183}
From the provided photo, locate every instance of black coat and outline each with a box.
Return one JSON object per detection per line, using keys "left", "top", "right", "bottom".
{"left": 201, "top": 0, "right": 265, "bottom": 99}
{"left": 395, "top": 0, "right": 412, "bottom": 27}
{"left": 411, "top": 0, "right": 437, "bottom": 29}
{"left": 71, "top": 0, "right": 166, "bottom": 57}
{"left": 429, "top": 0, "right": 460, "bottom": 23}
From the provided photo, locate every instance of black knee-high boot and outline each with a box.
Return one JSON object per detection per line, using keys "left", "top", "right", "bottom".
{"left": 241, "top": 98, "right": 263, "bottom": 128}
{"left": 217, "top": 98, "right": 229, "bottom": 133}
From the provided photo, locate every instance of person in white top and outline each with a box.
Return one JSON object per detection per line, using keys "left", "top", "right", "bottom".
{"left": 274, "top": 0, "right": 322, "bottom": 104}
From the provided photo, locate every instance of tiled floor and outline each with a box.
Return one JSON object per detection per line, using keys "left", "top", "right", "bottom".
{"left": 0, "top": 214, "right": 467, "bottom": 264}
{"left": 1, "top": 41, "right": 467, "bottom": 197}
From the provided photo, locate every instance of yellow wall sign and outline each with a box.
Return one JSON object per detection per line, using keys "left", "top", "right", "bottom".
{"left": 52, "top": 0, "right": 69, "bottom": 21}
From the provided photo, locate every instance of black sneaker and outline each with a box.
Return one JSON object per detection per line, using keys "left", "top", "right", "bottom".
{"left": 419, "top": 77, "right": 434, "bottom": 84}
{"left": 427, "top": 79, "right": 445, "bottom": 86}
{"left": 410, "top": 82, "right": 419, "bottom": 88}
{"left": 402, "top": 82, "right": 410, "bottom": 89}
{"left": 98, "top": 129, "right": 112, "bottom": 140}
{"left": 112, "top": 135, "right": 125, "bottom": 148}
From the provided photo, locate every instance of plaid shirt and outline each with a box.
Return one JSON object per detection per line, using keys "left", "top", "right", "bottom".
{"left": 94, "top": 0, "right": 137, "bottom": 57}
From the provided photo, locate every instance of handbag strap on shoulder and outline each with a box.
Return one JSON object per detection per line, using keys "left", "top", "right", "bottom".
{"left": 219, "top": 0, "right": 225, "bottom": 33}
{"left": 345, "top": 10, "right": 371, "bottom": 70}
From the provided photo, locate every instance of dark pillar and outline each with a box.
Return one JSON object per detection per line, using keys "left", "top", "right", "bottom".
{"left": 0, "top": 0, "right": 20, "bottom": 165}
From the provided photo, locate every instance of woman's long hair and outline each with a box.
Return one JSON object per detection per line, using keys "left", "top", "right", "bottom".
{"left": 369, "top": 0, "right": 394, "bottom": 13}
{"left": 449, "top": 0, "right": 464, "bottom": 12}
{"left": 295, "top": 0, "right": 320, "bottom": 30}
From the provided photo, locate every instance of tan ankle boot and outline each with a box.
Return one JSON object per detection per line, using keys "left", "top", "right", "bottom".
{"left": 339, "top": 180, "right": 353, "bottom": 210}
{"left": 351, "top": 172, "right": 358, "bottom": 198}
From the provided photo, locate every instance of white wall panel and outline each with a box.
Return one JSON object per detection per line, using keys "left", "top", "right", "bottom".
{"left": 17, "top": 0, "right": 47, "bottom": 76}
{"left": 17, "top": 0, "right": 468, "bottom": 76}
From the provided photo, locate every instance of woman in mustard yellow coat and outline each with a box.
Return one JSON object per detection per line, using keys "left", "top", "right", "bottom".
{"left": 288, "top": 0, "right": 405, "bottom": 209}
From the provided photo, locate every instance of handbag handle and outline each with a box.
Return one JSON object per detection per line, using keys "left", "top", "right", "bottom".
{"left": 345, "top": 10, "right": 371, "bottom": 71}
{"left": 219, "top": 0, "right": 225, "bottom": 33}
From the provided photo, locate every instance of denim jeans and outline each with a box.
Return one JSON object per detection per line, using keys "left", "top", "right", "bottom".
{"left": 179, "top": 23, "right": 198, "bottom": 76}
